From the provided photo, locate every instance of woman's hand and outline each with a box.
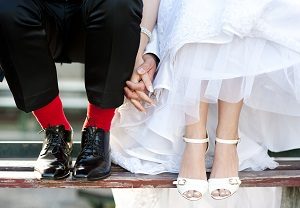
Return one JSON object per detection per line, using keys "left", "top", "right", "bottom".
{"left": 125, "top": 54, "right": 158, "bottom": 112}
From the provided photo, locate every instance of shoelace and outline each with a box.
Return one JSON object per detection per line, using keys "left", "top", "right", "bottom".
{"left": 80, "top": 130, "right": 104, "bottom": 158}
{"left": 43, "top": 128, "right": 67, "bottom": 154}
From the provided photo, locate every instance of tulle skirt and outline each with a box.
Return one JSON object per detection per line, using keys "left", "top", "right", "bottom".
{"left": 111, "top": 36, "right": 300, "bottom": 175}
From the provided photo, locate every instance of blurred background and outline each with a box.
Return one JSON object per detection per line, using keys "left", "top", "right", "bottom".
{"left": 0, "top": 63, "right": 115, "bottom": 208}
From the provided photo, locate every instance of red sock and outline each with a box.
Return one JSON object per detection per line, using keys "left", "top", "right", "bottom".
{"left": 83, "top": 102, "right": 115, "bottom": 132}
{"left": 33, "top": 96, "right": 72, "bottom": 130}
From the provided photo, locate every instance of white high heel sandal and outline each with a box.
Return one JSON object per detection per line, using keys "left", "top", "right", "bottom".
{"left": 173, "top": 136, "right": 209, "bottom": 201}
{"left": 208, "top": 138, "right": 241, "bottom": 200}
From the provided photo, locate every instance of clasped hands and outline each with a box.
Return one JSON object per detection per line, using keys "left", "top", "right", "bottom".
{"left": 124, "top": 54, "right": 157, "bottom": 112}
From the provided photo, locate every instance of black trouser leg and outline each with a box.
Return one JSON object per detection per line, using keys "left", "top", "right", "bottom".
{"left": 0, "top": 0, "right": 59, "bottom": 112}
{"left": 82, "top": 0, "right": 143, "bottom": 108}
{"left": 0, "top": 0, "right": 143, "bottom": 112}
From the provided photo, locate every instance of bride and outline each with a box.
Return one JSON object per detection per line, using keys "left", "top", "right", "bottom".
{"left": 111, "top": 0, "right": 300, "bottom": 205}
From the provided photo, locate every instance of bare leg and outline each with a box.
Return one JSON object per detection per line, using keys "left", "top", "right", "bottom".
{"left": 178, "top": 101, "right": 209, "bottom": 199}
{"left": 210, "top": 99, "right": 243, "bottom": 198}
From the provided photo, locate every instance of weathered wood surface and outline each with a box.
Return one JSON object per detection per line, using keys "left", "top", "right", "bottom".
{"left": 0, "top": 160, "right": 300, "bottom": 188}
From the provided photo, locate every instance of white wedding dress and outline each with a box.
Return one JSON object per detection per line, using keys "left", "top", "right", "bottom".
{"left": 111, "top": 0, "right": 300, "bottom": 207}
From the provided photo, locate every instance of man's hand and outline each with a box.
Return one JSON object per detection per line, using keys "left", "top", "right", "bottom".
{"left": 125, "top": 54, "right": 158, "bottom": 112}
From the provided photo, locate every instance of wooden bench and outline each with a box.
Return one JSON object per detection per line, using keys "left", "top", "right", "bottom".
{"left": 0, "top": 141, "right": 299, "bottom": 189}
{"left": 1, "top": 160, "right": 300, "bottom": 208}
{"left": 1, "top": 143, "right": 300, "bottom": 208}
{"left": 0, "top": 160, "right": 300, "bottom": 189}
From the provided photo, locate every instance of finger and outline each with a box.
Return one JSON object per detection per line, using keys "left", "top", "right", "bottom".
{"left": 136, "top": 63, "right": 151, "bottom": 75}
{"left": 136, "top": 58, "right": 155, "bottom": 75}
{"left": 137, "top": 54, "right": 156, "bottom": 75}
{"left": 148, "top": 66, "right": 156, "bottom": 82}
{"left": 136, "top": 91, "right": 155, "bottom": 105}
{"left": 124, "top": 87, "right": 140, "bottom": 100}
{"left": 141, "top": 73, "right": 154, "bottom": 92}
{"left": 126, "top": 81, "right": 146, "bottom": 92}
{"left": 130, "top": 99, "right": 146, "bottom": 112}
{"left": 130, "top": 71, "right": 142, "bottom": 83}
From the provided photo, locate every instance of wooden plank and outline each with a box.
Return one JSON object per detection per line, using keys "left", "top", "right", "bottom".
{"left": 0, "top": 170, "right": 299, "bottom": 188}
{"left": 0, "top": 161, "right": 300, "bottom": 188}
{"left": 239, "top": 170, "right": 300, "bottom": 187}
{"left": 1, "top": 160, "right": 298, "bottom": 171}
{"left": 275, "top": 161, "right": 300, "bottom": 170}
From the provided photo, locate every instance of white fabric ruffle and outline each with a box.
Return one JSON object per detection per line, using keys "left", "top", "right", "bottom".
{"left": 111, "top": 38, "right": 300, "bottom": 175}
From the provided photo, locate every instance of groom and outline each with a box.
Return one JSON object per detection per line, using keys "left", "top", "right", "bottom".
{"left": 0, "top": 0, "right": 142, "bottom": 180}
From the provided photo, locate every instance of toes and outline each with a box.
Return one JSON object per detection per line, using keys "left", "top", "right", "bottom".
{"left": 219, "top": 189, "right": 231, "bottom": 197}
{"left": 187, "top": 190, "right": 194, "bottom": 198}
{"left": 193, "top": 191, "right": 202, "bottom": 199}
{"left": 219, "top": 189, "right": 226, "bottom": 197}
{"left": 211, "top": 190, "right": 220, "bottom": 198}
{"left": 225, "top": 189, "right": 231, "bottom": 196}
{"left": 211, "top": 189, "right": 232, "bottom": 199}
{"left": 183, "top": 190, "right": 202, "bottom": 200}
{"left": 184, "top": 190, "right": 194, "bottom": 199}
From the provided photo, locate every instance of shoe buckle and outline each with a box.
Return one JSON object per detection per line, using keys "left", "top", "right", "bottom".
{"left": 229, "top": 178, "right": 240, "bottom": 185}
{"left": 175, "top": 179, "right": 186, "bottom": 185}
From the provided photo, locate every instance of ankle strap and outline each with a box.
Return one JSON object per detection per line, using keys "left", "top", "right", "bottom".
{"left": 216, "top": 138, "right": 239, "bottom": 144}
{"left": 183, "top": 137, "right": 209, "bottom": 144}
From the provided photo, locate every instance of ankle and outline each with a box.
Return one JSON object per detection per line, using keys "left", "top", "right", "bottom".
{"left": 185, "top": 126, "right": 207, "bottom": 139}
{"left": 33, "top": 96, "right": 72, "bottom": 130}
{"left": 216, "top": 128, "right": 239, "bottom": 140}
{"left": 83, "top": 103, "right": 115, "bottom": 132}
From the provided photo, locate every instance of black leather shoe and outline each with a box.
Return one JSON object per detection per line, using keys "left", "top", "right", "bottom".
{"left": 34, "top": 125, "right": 73, "bottom": 180}
{"left": 73, "top": 127, "right": 111, "bottom": 180}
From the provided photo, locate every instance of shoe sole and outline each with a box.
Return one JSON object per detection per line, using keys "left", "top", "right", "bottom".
{"left": 34, "top": 170, "right": 71, "bottom": 180}
{"left": 72, "top": 170, "right": 111, "bottom": 181}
